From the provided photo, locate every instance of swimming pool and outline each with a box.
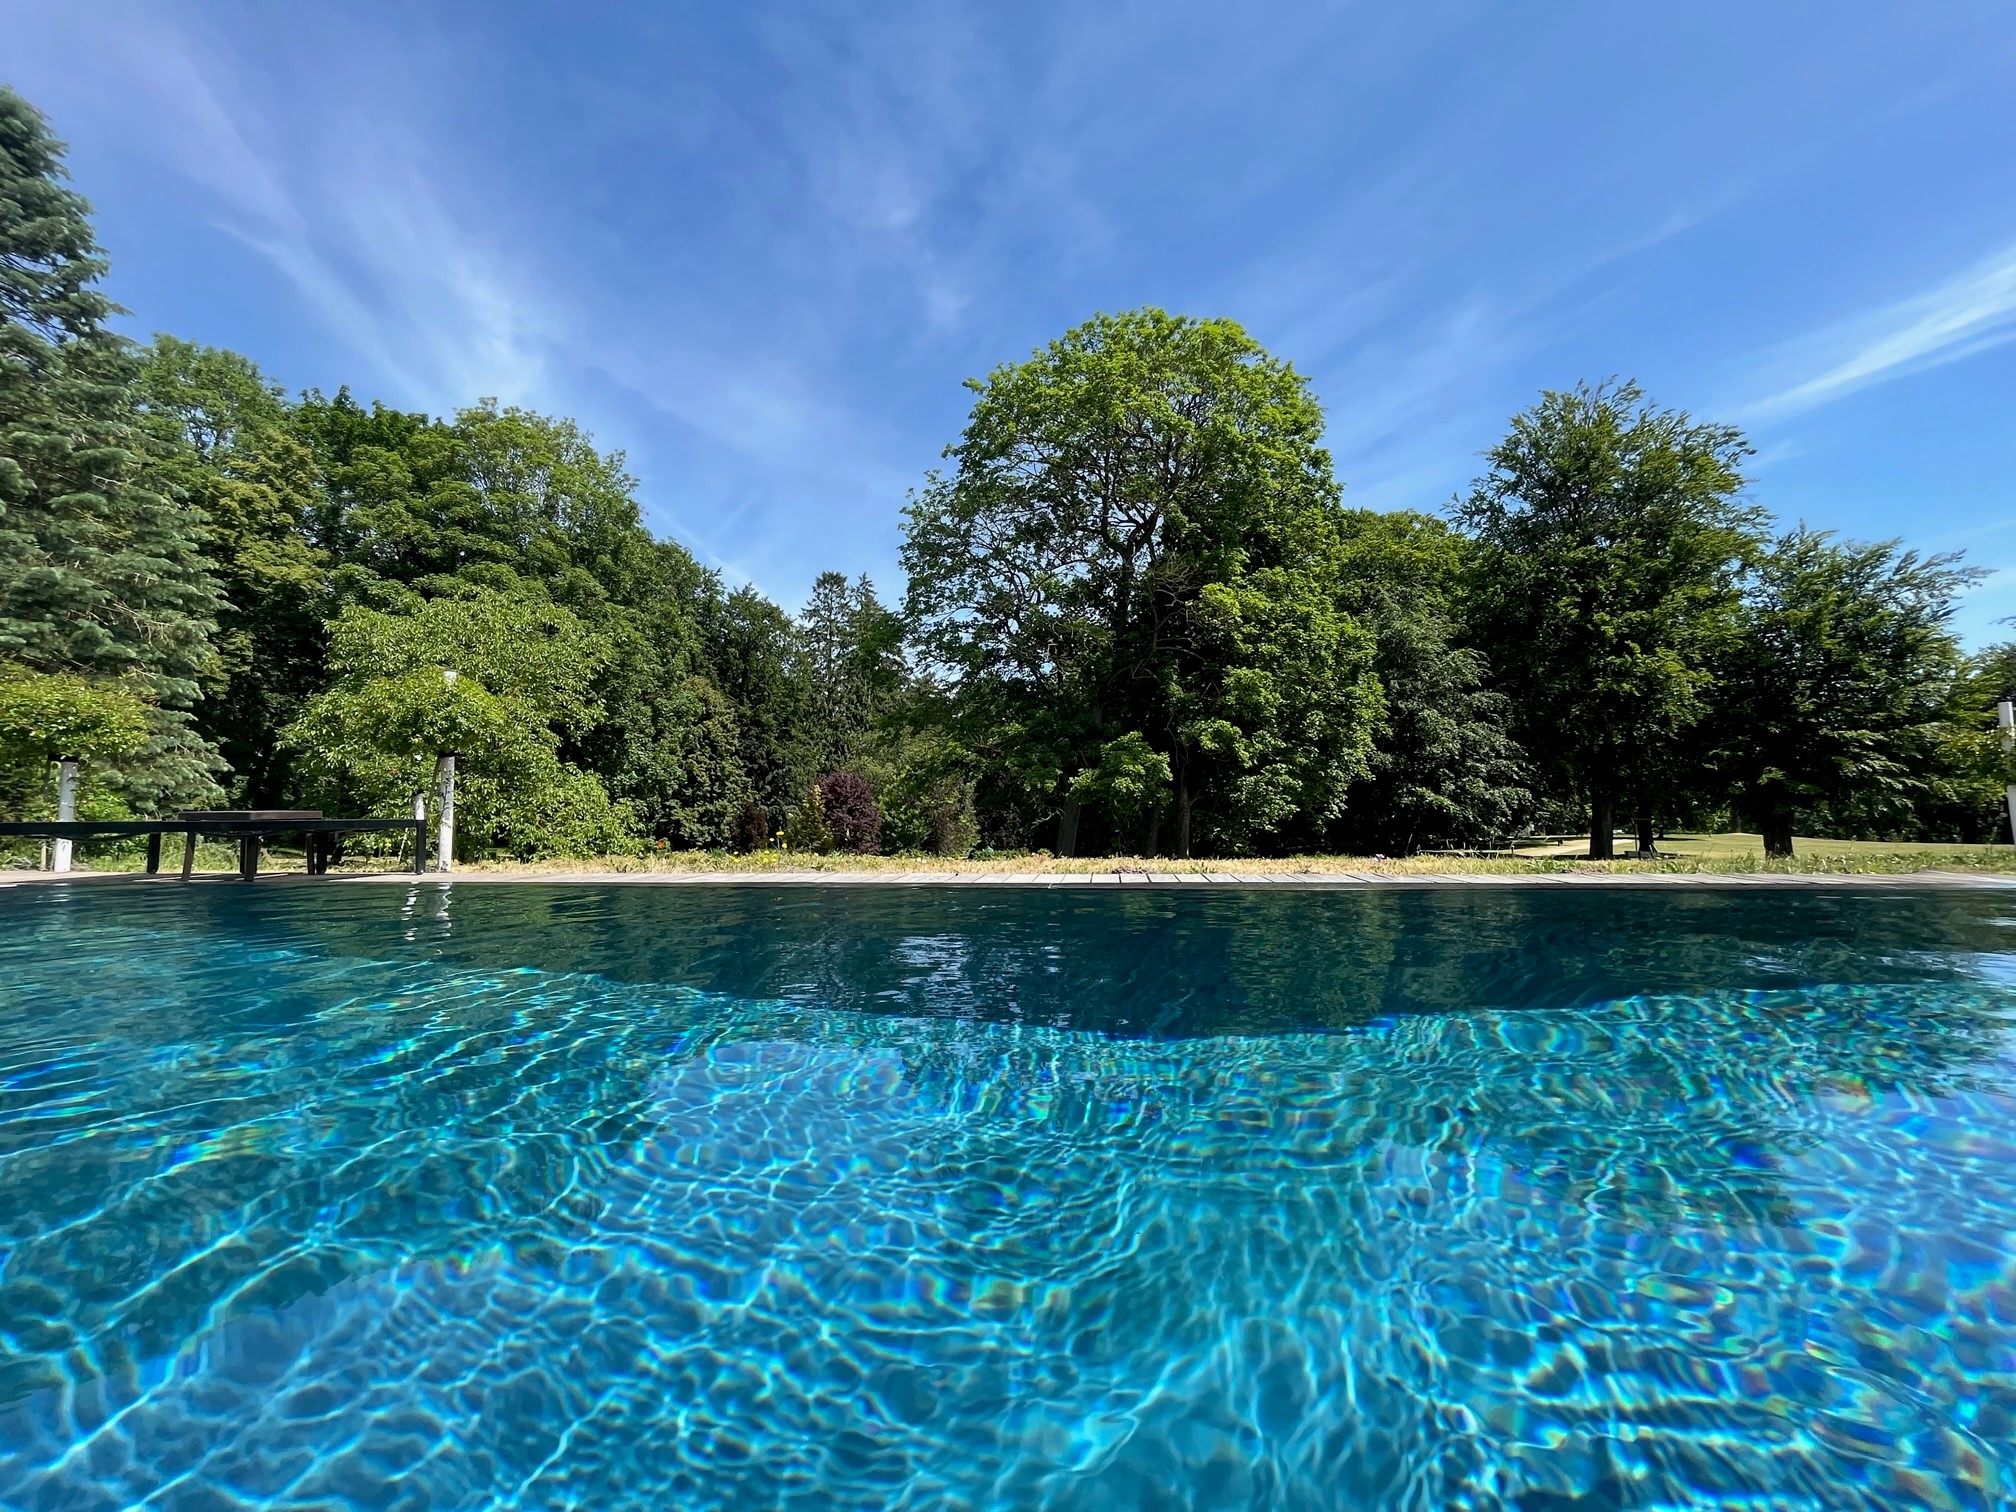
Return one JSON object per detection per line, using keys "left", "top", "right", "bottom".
{"left": 2, "top": 881, "right": 2013, "bottom": 1508}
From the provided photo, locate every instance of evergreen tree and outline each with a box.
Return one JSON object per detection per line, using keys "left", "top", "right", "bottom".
{"left": 701, "top": 585, "right": 815, "bottom": 822}
{"left": 1329, "top": 511, "right": 1530, "bottom": 854}
{"left": 0, "top": 88, "right": 224, "bottom": 810}
{"left": 797, "top": 570, "right": 906, "bottom": 772}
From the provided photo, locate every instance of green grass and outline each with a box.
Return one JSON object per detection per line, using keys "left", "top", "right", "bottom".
{"left": 455, "top": 834, "right": 2016, "bottom": 878}
{"left": 10, "top": 832, "right": 2012, "bottom": 880}
{"left": 1507, "top": 831, "right": 2008, "bottom": 863}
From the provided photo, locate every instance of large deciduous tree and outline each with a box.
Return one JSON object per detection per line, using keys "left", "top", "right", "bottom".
{"left": 137, "top": 337, "right": 329, "bottom": 803}
{"left": 903, "top": 309, "right": 1378, "bottom": 856}
{"left": 1456, "top": 381, "right": 1763, "bottom": 858}
{"left": 1716, "top": 528, "right": 1980, "bottom": 857}
{"left": 0, "top": 88, "right": 224, "bottom": 810}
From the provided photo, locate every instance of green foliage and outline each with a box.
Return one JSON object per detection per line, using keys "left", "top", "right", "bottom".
{"left": 0, "top": 89, "right": 225, "bottom": 811}
{"left": 1715, "top": 528, "right": 1984, "bottom": 856}
{"left": 1329, "top": 511, "right": 1530, "bottom": 853}
{"left": 0, "top": 665, "right": 152, "bottom": 826}
{"left": 781, "top": 782, "right": 832, "bottom": 853}
{"left": 1457, "top": 380, "right": 1764, "bottom": 856}
{"left": 1070, "top": 732, "right": 1171, "bottom": 828}
{"left": 283, "top": 589, "right": 628, "bottom": 858}
{"left": 324, "top": 589, "right": 606, "bottom": 732}
{"left": 904, "top": 308, "right": 1379, "bottom": 856}
{"left": 0, "top": 664, "right": 151, "bottom": 764}
{"left": 703, "top": 586, "right": 815, "bottom": 816}
{"left": 877, "top": 732, "right": 979, "bottom": 857}
{"left": 460, "top": 758, "right": 635, "bottom": 860}
{"left": 798, "top": 571, "right": 906, "bottom": 773}
{"left": 138, "top": 337, "right": 328, "bottom": 803}
{"left": 7, "top": 81, "right": 2009, "bottom": 862}
{"left": 607, "top": 674, "right": 752, "bottom": 848}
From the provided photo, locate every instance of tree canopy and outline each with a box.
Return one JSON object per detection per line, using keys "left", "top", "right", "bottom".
{"left": 1715, "top": 529, "right": 1982, "bottom": 856}
{"left": 0, "top": 88, "right": 225, "bottom": 811}
{"left": 2, "top": 82, "right": 2008, "bottom": 864}
{"left": 904, "top": 310, "right": 1379, "bottom": 856}
{"left": 1456, "top": 381, "right": 1765, "bottom": 857}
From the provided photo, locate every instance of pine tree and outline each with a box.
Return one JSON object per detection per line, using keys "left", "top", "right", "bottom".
{"left": 0, "top": 88, "right": 224, "bottom": 810}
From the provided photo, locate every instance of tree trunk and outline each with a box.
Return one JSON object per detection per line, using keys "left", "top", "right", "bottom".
{"left": 1177, "top": 776, "right": 1193, "bottom": 859}
{"left": 1057, "top": 796, "right": 1082, "bottom": 858}
{"left": 1634, "top": 808, "right": 1658, "bottom": 859}
{"left": 1587, "top": 791, "right": 1615, "bottom": 860}
{"left": 1144, "top": 806, "right": 1161, "bottom": 859}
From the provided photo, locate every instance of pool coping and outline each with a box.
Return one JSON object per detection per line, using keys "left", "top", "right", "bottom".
{"left": 9, "top": 867, "right": 2016, "bottom": 889}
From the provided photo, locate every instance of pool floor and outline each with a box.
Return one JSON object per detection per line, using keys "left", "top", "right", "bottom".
{"left": 2, "top": 882, "right": 2013, "bottom": 1509}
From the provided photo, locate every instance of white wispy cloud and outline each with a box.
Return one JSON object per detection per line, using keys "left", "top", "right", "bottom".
{"left": 92, "top": 11, "right": 558, "bottom": 412}
{"left": 1745, "top": 242, "right": 2016, "bottom": 421}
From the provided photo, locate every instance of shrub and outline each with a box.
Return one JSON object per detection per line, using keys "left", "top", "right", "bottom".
{"left": 816, "top": 770, "right": 882, "bottom": 853}
{"left": 731, "top": 799, "right": 772, "bottom": 853}
{"left": 782, "top": 784, "right": 833, "bottom": 853}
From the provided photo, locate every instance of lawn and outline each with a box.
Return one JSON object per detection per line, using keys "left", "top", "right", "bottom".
{"left": 11, "top": 832, "right": 2013, "bottom": 880}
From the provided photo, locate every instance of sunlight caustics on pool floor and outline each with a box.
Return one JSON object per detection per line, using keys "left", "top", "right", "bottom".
{"left": 1, "top": 883, "right": 2013, "bottom": 1509}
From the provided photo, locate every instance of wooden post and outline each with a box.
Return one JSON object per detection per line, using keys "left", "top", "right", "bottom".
{"left": 239, "top": 835, "right": 259, "bottom": 882}
{"left": 180, "top": 827, "right": 197, "bottom": 880}
{"left": 145, "top": 831, "right": 162, "bottom": 875}
{"left": 52, "top": 759, "right": 77, "bottom": 873}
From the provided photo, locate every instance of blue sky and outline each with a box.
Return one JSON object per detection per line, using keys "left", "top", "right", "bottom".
{"left": 8, "top": 2, "right": 2016, "bottom": 639}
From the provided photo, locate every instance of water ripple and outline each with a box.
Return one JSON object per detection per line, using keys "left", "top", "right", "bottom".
{"left": 0, "top": 884, "right": 2013, "bottom": 1508}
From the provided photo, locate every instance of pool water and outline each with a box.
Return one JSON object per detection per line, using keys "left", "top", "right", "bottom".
{"left": 2, "top": 881, "right": 2015, "bottom": 1510}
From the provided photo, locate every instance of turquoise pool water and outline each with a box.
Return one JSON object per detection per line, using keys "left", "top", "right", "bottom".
{"left": 2, "top": 881, "right": 2015, "bottom": 1510}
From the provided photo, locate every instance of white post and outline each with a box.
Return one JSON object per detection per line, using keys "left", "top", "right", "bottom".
{"left": 435, "top": 752, "right": 455, "bottom": 873}
{"left": 52, "top": 758, "right": 77, "bottom": 873}
{"left": 2000, "top": 701, "right": 2015, "bottom": 846}
{"left": 435, "top": 667, "right": 460, "bottom": 874}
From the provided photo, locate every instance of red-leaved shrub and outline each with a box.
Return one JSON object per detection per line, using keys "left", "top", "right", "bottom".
{"left": 815, "top": 771, "right": 882, "bottom": 854}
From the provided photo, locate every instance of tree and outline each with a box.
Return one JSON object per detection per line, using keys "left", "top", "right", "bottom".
{"left": 1456, "top": 381, "right": 1763, "bottom": 858}
{"left": 781, "top": 782, "right": 832, "bottom": 853}
{"left": 1328, "top": 511, "right": 1529, "bottom": 854}
{"left": 701, "top": 585, "right": 815, "bottom": 820}
{"left": 1714, "top": 528, "right": 1981, "bottom": 858}
{"left": 1067, "top": 732, "right": 1170, "bottom": 852}
{"left": 878, "top": 731, "right": 980, "bottom": 857}
{"left": 0, "top": 664, "right": 151, "bottom": 823}
{"left": 138, "top": 338, "right": 329, "bottom": 803}
{"left": 903, "top": 308, "right": 1379, "bottom": 856}
{"left": 797, "top": 571, "right": 907, "bottom": 773}
{"left": 0, "top": 665, "right": 150, "bottom": 763}
{"left": 0, "top": 88, "right": 224, "bottom": 811}
{"left": 283, "top": 588, "right": 629, "bottom": 857}
{"left": 606, "top": 674, "right": 752, "bottom": 848}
